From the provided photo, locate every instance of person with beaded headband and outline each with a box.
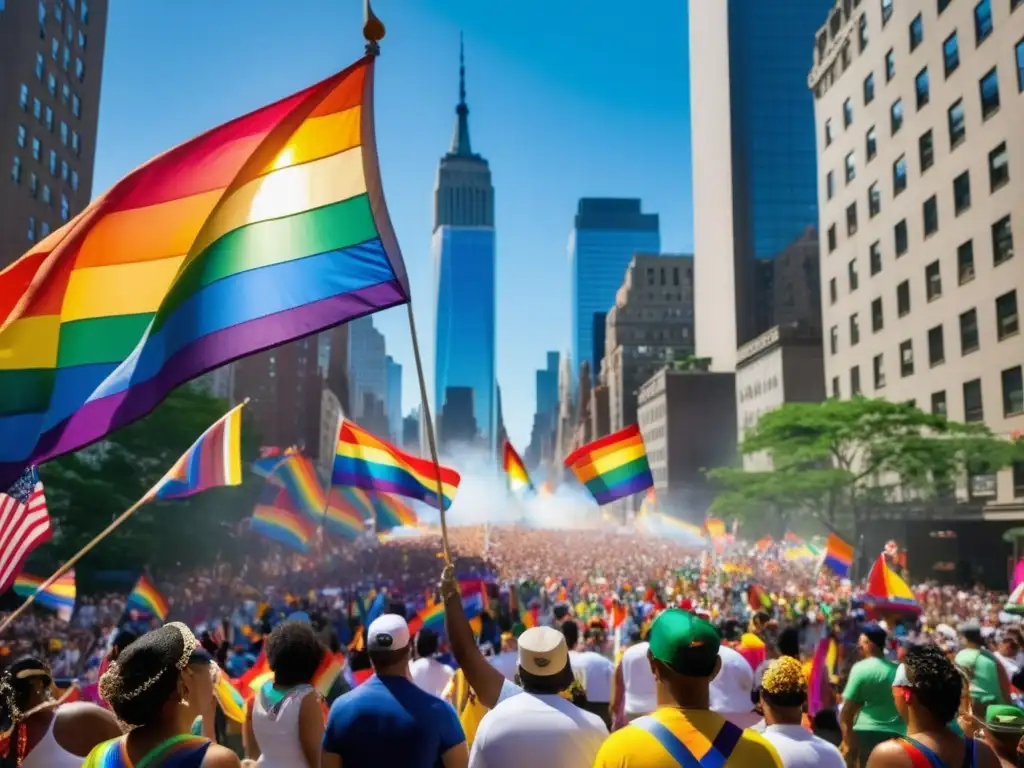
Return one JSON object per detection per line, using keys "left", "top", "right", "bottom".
{"left": 0, "top": 656, "right": 121, "bottom": 767}
{"left": 81, "top": 623, "right": 240, "bottom": 768}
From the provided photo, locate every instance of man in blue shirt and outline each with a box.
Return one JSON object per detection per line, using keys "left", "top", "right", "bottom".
{"left": 321, "top": 614, "right": 469, "bottom": 768}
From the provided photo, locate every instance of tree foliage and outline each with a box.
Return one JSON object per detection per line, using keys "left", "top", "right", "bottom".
{"left": 32, "top": 386, "right": 262, "bottom": 588}
{"left": 707, "top": 397, "right": 1023, "bottom": 535}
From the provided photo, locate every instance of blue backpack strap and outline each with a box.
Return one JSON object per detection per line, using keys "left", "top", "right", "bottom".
{"left": 631, "top": 715, "right": 703, "bottom": 768}
{"left": 962, "top": 737, "right": 976, "bottom": 768}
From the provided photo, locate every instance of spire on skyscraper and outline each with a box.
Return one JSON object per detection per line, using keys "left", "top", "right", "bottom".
{"left": 450, "top": 32, "right": 473, "bottom": 157}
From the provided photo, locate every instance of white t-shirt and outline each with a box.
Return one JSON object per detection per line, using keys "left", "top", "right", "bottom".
{"left": 569, "top": 650, "right": 614, "bottom": 703}
{"left": 620, "top": 642, "right": 657, "bottom": 716}
{"left": 762, "top": 724, "right": 845, "bottom": 768}
{"left": 469, "top": 680, "right": 608, "bottom": 768}
{"left": 409, "top": 657, "right": 455, "bottom": 697}
{"left": 490, "top": 651, "right": 519, "bottom": 682}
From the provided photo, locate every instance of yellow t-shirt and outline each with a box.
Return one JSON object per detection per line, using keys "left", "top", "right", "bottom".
{"left": 593, "top": 707, "right": 783, "bottom": 768}
{"left": 442, "top": 669, "right": 490, "bottom": 747}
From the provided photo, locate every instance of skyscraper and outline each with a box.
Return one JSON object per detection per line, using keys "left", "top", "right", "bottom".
{"left": 347, "top": 316, "right": 386, "bottom": 423}
{"left": 433, "top": 38, "right": 497, "bottom": 456}
{"left": 385, "top": 355, "right": 402, "bottom": 442}
{"left": 689, "top": 0, "right": 832, "bottom": 370}
{"left": 1, "top": 0, "right": 108, "bottom": 267}
{"left": 569, "top": 199, "right": 660, "bottom": 379}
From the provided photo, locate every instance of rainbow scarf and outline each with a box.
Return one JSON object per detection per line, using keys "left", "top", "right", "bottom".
{"left": 82, "top": 734, "right": 210, "bottom": 767}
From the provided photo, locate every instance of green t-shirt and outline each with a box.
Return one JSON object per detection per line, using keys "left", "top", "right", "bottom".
{"left": 955, "top": 648, "right": 1003, "bottom": 705}
{"left": 843, "top": 656, "right": 905, "bottom": 734}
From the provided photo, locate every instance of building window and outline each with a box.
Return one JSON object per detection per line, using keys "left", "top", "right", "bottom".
{"left": 70, "top": 169, "right": 78, "bottom": 191}
{"left": 963, "top": 379, "right": 984, "bottom": 422}
{"left": 866, "top": 126, "right": 877, "bottom": 160}
{"left": 1018, "top": 39, "right": 1024, "bottom": 92}
{"left": 919, "top": 130, "right": 934, "bottom": 172}
{"left": 1004, "top": 366, "right": 1024, "bottom": 416}
{"left": 81, "top": 0, "right": 89, "bottom": 24}
{"left": 40, "top": 222, "right": 50, "bottom": 237}
{"left": 60, "top": 160, "right": 68, "bottom": 181}
{"left": 51, "top": 37, "right": 58, "bottom": 60}
{"left": 30, "top": 137, "right": 40, "bottom": 161}
{"left": 71, "top": 93, "right": 80, "bottom": 117}
{"left": 975, "top": 0, "right": 994, "bottom": 44}
{"left": 62, "top": 45, "right": 69, "bottom": 71}
{"left": 953, "top": 172, "right": 971, "bottom": 214}
{"left": 59, "top": 120, "right": 67, "bottom": 145}
{"left": 78, "top": 29, "right": 86, "bottom": 49}
{"left": 851, "top": 365, "right": 861, "bottom": 396}
{"left": 848, "top": 258, "right": 859, "bottom": 291}
{"left": 910, "top": 13, "right": 924, "bottom": 51}
{"left": 989, "top": 142, "right": 1009, "bottom": 191}
{"left": 27, "top": 216, "right": 35, "bottom": 242}
{"left": 980, "top": 68, "right": 1000, "bottom": 118}
{"left": 825, "top": 119, "right": 833, "bottom": 147}
{"left": 915, "top": 68, "right": 930, "bottom": 109}
{"left": 993, "top": 215, "right": 1014, "bottom": 265}
{"left": 863, "top": 73, "right": 875, "bottom": 104}
{"left": 43, "top": 106, "right": 52, "bottom": 132}
{"left": 70, "top": 131, "right": 79, "bottom": 155}
{"left": 882, "top": 0, "right": 893, "bottom": 24}
{"left": 939, "top": 0, "right": 952, "bottom": 13}
{"left": 859, "top": 13, "right": 869, "bottom": 51}
{"left": 958, "top": 240, "right": 976, "bottom": 283}
{"left": 897, "top": 280, "right": 911, "bottom": 317}
{"left": 960, "top": 308, "right": 980, "bottom": 353}
{"left": 929, "top": 325, "right": 946, "bottom": 366}
{"left": 895, "top": 219, "right": 908, "bottom": 256}
{"left": 900, "top": 340, "right": 914, "bottom": 377}
{"left": 850, "top": 313, "right": 861, "bottom": 346}
{"left": 923, "top": 195, "right": 939, "bottom": 236}
{"left": 870, "top": 241, "right": 882, "bottom": 275}
{"left": 830, "top": 326, "right": 839, "bottom": 355}
{"left": 886, "top": 48, "right": 896, "bottom": 81}
{"left": 61, "top": 83, "right": 69, "bottom": 105}
{"left": 926, "top": 260, "right": 942, "bottom": 301}
{"left": 890, "top": 99, "right": 904, "bottom": 134}
{"left": 19, "top": 84, "right": 28, "bottom": 110}
{"left": 32, "top": 98, "right": 41, "bottom": 119}
{"left": 872, "top": 297, "right": 884, "bottom": 331}
{"left": 74, "top": 58, "right": 84, "bottom": 82}
{"left": 832, "top": 377, "right": 840, "bottom": 398}
{"left": 48, "top": 149, "right": 56, "bottom": 176}
{"left": 35, "top": 52, "right": 44, "bottom": 80}
{"left": 826, "top": 170, "right": 834, "bottom": 200}
{"left": 997, "top": 290, "right": 1020, "bottom": 339}
{"left": 11, "top": 155, "right": 21, "bottom": 183}
{"left": 948, "top": 99, "right": 966, "bottom": 147}
{"left": 943, "top": 33, "right": 961, "bottom": 79}
{"left": 892, "top": 155, "right": 907, "bottom": 196}
{"left": 16, "top": 125, "right": 26, "bottom": 148}
{"left": 845, "top": 151, "right": 856, "bottom": 183}
{"left": 932, "top": 390, "right": 947, "bottom": 416}
{"left": 868, "top": 182, "right": 881, "bottom": 217}
{"left": 60, "top": 193, "right": 69, "bottom": 222}
{"left": 828, "top": 224, "right": 837, "bottom": 253}
{"left": 829, "top": 278, "right": 837, "bottom": 304}
{"left": 41, "top": 183, "right": 50, "bottom": 204}
{"left": 874, "top": 354, "right": 887, "bottom": 389}
{"left": 846, "top": 203, "right": 858, "bottom": 236}
{"left": 29, "top": 172, "right": 37, "bottom": 197}
{"left": 844, "top": 98, "right": 853, "bottom": 128}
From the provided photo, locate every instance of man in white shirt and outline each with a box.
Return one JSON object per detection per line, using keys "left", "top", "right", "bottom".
{"left": 759, "top": 656, "right": 845, "bottom": 768}
{"left": 711, "top": 644, "right": 763, "bottom": 730}
{"left": 560, "top": 620, "right": 614, "bottom": 729}
{"left": 616, "top": 630, "right": 657, "bottom": 726}
{"left": 409, "top": 628, "right": 455, "bottom": 697}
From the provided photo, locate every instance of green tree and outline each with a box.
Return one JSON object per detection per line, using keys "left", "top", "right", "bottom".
{"left": 707, "top": 397, "right": 1022, "bottom": 536}
{"left": 33, "top": 385, "right": 262, "bottom": 587}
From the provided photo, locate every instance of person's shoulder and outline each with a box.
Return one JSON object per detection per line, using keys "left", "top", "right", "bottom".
{"left": 594, "top": 723, "right": 650, "bottom": 764}
{"left": 201, "top": 743, "right": 243, "bottom": 767}
{"left": 865, "top": 737, "right": 912, "bottom": 767}
{"left": 733, "top": 726, "right": 785, "bottom": 767}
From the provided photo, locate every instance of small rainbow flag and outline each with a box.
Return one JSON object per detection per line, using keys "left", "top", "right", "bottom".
{"left": 149, "top": 402, "right": 244, "bottom": 501}
{"left": 332, "top": 421, "right": 461, "bottom": 511}
{"left": 251, "top": 486, "right": 316, "bottom": 553}
{"left": 14, "top": 570, "right": 76, "bottom": 621}
{"left": 126, "top": 573, "right": 170, "bottom": 621}
{"left": 371, "top": 493, "right": 418, "bottom": 531}
{"left": 407, "top": 593, "right": 483, "bottom": 636}
{"left": 272, "top": 453, "right": 327, "bottom": 524}
{"left": 863, "top": 554, "right": 921, "bottom": 615}
{"left": 563, "top": 424, "right": 653, "bottom": 505}
{"left": 822, "top": 533, "right": 854, "bottom": 577}
{"left": 502, "top": 440, "right": 534, "bottom": 496}
{"left": 324, "top": 488, "right": 367, "bottom": 540}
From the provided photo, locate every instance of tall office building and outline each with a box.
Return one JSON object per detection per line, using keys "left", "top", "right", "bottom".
{"left": 1, "top": 0, "right": 108, "bottom": 267}
{"left": 385, "top": 355, "right": 402, "bottom": 441}
{"left": 811, "top": 0, "right": 1024, "bottom": 509}
{"left": 569, "top": 199, "right": 660, "bottom": 379}
{"left": 525, "top": 351, "right": 560, "bottom": 467}
{"left": 688, "top": 0, "right": 832, "bottom": 370}
{"left": 433, "top": 39, "right": 497, "bottom": 456}
{"left": 347, "top": 315, "right": 387, "bottom": 422}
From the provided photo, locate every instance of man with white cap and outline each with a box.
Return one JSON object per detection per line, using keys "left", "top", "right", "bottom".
{"left": 321, "top": 613, "right": 469, "bottom": 768}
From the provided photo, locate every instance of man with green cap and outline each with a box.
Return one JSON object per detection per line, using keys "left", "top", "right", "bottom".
{"left": 593, "top": 609, "right": 782, "bottom": 768}
{"left": 979, "top": 704, "right": 1024, "bottom": 768}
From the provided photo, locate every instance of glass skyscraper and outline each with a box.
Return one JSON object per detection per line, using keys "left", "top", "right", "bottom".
{"left": 432, "top": 40, "right": 497, "bottom": 456}
{"left": 569, "top": 199, "right": 660, "bottom": 381}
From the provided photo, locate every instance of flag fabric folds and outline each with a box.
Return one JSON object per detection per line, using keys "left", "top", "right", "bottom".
{"left": 370, "top": 493, "right": 418, "bottom": 531}
{"left": 0, "top": 55, "right": 410, "bottom": 488}
{"left": 271, "top": 453, "right": 327, "bottom": 523}
{"left": 822, "top": 533, "right": 854, "bottom": 577}
{"left": 863, "top": 554, "right": 921, "bottom": 615}
{"left": 14, "top": 570, "right": 76, "bottom": 621}
{"left": 0, "top": 467, "right": 52, "bottom": 593}
{"left": 332, "top": 421, "right": 461, "bottom": 511}
{"left": 149, "top": 402, "right": 244, "bottom": 500}
{"left": 563, "top": 424, "right": 654, "bottom": 505}
{"left": 502, "top": 440, "right": 534, "bottom": 495}
{"left": 126, "top": 573, "right": 170, "bottom": 621}
{"left": 324, "top": 488, "right": 368, "bottom": 540}
{"left": 250, "top": 485, "right": 316, "bottom": 553}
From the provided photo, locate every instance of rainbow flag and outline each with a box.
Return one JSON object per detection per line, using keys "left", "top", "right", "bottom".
{"left": 14, "top": 570, "right": 76, "bottom": 621}
{"left": 808, "top": 636, "right": 839, "bottom": 716}
{"left": 371, "top": 493, "right": 418, "bottom": 531}
{"left": 822, "top": 533, "right": 854, "bottom": 577}
{"left": 502, "top": 440, "right": 534, "bottom": 495}
{"left": 251, "top": 485, "right": 316, "bottom": 553}
{"left": 126, "top": 573, "right": 169, "bottom": 621}
{"left": 863, "top": 554, "right": 921, "bottom": 615}
{"left": 252, "top": 446, "right": 298, "bottom": 479}
{"left": 213, "top": 673, "right": 247, "bottom": 724}
{"left": 324, "top": 487, "right": 368, "bottom": 540}
{"left": 0, "top": 55, "right": 410, "bottom": 489}
{"left": 332, "top": 421, "right": 461, "bottom": 511}
{"left": 563, "top": 424, "right": 653, "bottom": 505}
{"left": 407, "top": 593, "right": 483, "bottom": 636}
{"left": 149, "top": 402, "right": 244, "bottom": 500}
{"left": 272, "top": 453, "right": 327, "bottom": 523}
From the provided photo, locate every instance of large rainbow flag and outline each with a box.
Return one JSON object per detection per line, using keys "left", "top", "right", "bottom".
{"left": 14, "top": 570, "right": 76, "bottom": 622}
{"left": 564, "top": 424, "right": 653, "bottom": 505}
{"left": 0, "top": 55, "right": 409, "bottom": 488}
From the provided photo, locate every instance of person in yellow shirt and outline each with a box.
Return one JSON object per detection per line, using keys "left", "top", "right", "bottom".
{"left": 593, "top": 609, "right": 783, "bottom": 768}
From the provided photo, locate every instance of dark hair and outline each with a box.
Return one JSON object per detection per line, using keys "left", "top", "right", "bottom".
{"left": 110, "top": 629, "right": 139, "bottom": 661}
{"left": 0, "top": 657, "right": 51, "bottom": 732}
{"left": 904, "top": 644, "right": 962, "bottom": 724}
{"left": 778, "top": 627, "right": 800, "bottom": 659}
{"left": 862, "top": 626, "right": 887, "bottom": 652}
{"left": 368, "top": 647, "right": 409, "bottom": 669}
{"left": 517, "top": 664, "right": 576, "bottom": 696}
{"left": 560, "top": 620, "right": 579, "bottom": 650}
{"left": 416, "top": 629, "right": 439, "bottom": 658}
{"left": 266, "top": 621, "right": 325, "bottom": 688}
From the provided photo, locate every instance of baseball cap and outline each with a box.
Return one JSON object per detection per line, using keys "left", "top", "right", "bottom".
{"left": 517, "top": 627, "right": 569, "bottom": 678}
{"left": 985, "top": 705, "right": 1024, "bottom": 733}
{"left": 648, "top": 609, "right": 721, "bottom": 676}
{"left": 366, "top": 614, "right": 410, "bottom": 652}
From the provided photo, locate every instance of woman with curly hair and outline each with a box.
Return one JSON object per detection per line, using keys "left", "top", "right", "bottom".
{"left": 867, "top": 645, "right": 1000, "bottom": 768}
{"left": 0, "top": 656, "right": 121, "bottom": 767}
{"left": 82, "top": 623, "right": 240, "bottom": 767}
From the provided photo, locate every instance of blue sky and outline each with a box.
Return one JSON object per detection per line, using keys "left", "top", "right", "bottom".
{"left": 92, "top": 0, "right": 693, "bottom": 449}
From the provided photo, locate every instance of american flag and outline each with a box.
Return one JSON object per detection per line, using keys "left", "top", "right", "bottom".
{"left": 0, "top": 468, "right": 52, "bottom": 593}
